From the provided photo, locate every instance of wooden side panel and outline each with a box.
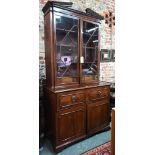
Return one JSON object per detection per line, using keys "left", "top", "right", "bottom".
{"left": 44, "top": 88, "right": 57, "bottom": 147}
{"left": 44, "top": 12, "right": 54, "bottom": 89}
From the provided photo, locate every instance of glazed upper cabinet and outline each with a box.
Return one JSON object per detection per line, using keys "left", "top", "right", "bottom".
{"left": 43, "top": 2, "right": 101, "bottom": 89}
{"left": 55, "top": 15, "right": 99, "bottom": 86}
{"left": 54, "top": 14, "right": 99, "bottom": 85}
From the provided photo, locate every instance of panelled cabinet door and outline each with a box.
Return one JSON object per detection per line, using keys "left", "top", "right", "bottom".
{"left": 87, "top": 100, "right": 109, "bottom": 135}
{"left": 57, "top": 106, "right": 86, "bottom": 144}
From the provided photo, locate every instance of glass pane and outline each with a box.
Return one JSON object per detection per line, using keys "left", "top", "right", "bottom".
{"left": 82, "top": 21, "right": 99, "bottom": 82}
{"left": 55, "top": 15, "right": 79, "bottom": 84}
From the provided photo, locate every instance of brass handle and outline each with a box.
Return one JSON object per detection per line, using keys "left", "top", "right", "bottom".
{"left": 72, "top": 96, "right": 77, "bottom": 102}
{"left": 97, "top": 91, "right": 102, "bottom": 97}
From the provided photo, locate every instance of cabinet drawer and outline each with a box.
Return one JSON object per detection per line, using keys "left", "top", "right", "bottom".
{"left": 87, "top": 86, "right": 110, "bottom": 101}
{"left": 57, "top": 91, "right": 85, "bottom": 110}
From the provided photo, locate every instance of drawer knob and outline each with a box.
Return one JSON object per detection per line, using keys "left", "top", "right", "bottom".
{"left": 72, "top": 96, "right": 77, "bottom": 102}
{"left": 97, "top": 91, "right": 102, "bottom": 97}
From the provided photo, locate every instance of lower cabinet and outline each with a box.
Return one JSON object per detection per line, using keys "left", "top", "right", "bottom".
{"left": 46, "top": 85, "right": 110, "bottom": 152}
{"left": 56, "top": 106, "right": 86, "bottom": 145}
{"left": 87, "top": 99, "right": 109, "bottom": 135}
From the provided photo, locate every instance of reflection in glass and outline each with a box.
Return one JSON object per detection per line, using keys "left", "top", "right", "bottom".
{"left": 55, "top": 15, "right": 79, "bottom": 84}
{"left": 82, "top": 21, "right": 99, "bottom": 81}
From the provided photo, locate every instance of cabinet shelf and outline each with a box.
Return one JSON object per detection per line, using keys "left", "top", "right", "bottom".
{"left": 56, "top": 28, "right": 77, "bottom": 33}
{"left": 83, "top": 32, "right": 98, "bottom": 36}
{"left": 84, "top": 61, "right": 97, "bottom": 63}
{"left": 57, "top": 76, "right": 79, "bottom": 78}
{"left": 56, "top": 29, "right": 97, "bottom": 35}
{"left": 57, "top": 44, "right": 77, "bottom": 47}
{"left": 83, "top": 47, "right": 96, "bottom": 49}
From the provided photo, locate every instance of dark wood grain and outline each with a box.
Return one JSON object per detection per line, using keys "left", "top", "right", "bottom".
{"left": 56, "top": 106, "right": 86, "bottom": 145}
{"left": 42, "top": 1, "right": 110, "bottom": 152}
{"left": 42, "top": 1, "right": 103, "bottom": 22}
{"left": 87, "top": 99, "right": 110, "bottom": 135}
{"left": 58, "top": 90, "right": 85, "bottom": 110}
